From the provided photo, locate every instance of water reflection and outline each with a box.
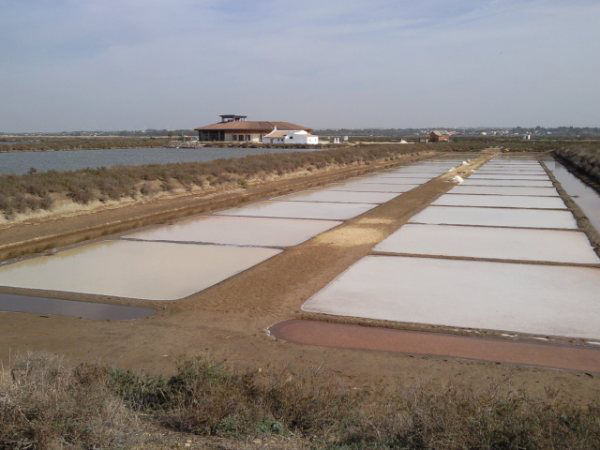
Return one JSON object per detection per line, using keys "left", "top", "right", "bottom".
{"left": 0, "top": 293, "right": 154, "bottom": 320}
{"left": 545, "top": 159, "right": 600, "bottom": 233}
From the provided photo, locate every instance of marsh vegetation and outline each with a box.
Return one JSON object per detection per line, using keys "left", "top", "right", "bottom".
{"left": 2, "top": 353, "right": 598, "bottom": 449}
{"left": 0, "top": 145, "right": 437, "bottom": 220}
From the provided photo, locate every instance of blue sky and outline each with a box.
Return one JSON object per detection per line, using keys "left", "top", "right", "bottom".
{"left": 1, "top": 0, "right": 599, "bottom": 131}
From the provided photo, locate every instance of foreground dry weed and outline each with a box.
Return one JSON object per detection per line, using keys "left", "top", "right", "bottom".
{"left": 1, "top": 353, "right": 599, "bottom": 449}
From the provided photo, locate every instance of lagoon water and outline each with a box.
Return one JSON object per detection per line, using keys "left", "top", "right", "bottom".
{"left": 0, "top": 146, "right": 322, "bottom": 175}
{"left": 545, "top": 159, "right": 600, "bottom": 233}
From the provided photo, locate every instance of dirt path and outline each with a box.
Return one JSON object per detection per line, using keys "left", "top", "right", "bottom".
{"left": 1, "top": 150, "right": 600, "bottom": 401}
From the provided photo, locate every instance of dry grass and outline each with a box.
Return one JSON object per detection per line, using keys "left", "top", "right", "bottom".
{"left": 0, "top": 353, "right": 139, "bottom": 449}
{"left": 0, "top": 144, "right": 438, "bottom": 219}
{"left": 1, "top": 353, "right": 599, "bottom": 449}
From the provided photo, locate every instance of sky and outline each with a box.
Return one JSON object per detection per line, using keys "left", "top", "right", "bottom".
{"left": 1, "top": 0, "right": 599, "bottom": 132}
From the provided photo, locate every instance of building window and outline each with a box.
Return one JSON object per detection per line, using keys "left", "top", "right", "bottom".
{"left": 233, "top": 135, "right": 237, "bottom": 141}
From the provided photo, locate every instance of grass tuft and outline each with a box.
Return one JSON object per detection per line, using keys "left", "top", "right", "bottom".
{"left": 3, "top": 353, "right": 599, "bottom": 449}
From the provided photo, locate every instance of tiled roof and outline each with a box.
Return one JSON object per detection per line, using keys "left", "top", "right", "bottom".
{"left": 195, "top": 121, "right": 311, "bottom": 132}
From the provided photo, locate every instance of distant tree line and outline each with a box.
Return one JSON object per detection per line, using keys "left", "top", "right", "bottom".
{"left": 3, "top": 126, "right": 600, "bottom": 138}
{"left": 0, "top": 129, "right": 197, "bottom": 137}
{"left": 315, "top": 127, "right": 600, "bottom": 138}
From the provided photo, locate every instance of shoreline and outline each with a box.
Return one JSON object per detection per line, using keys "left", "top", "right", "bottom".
{"left": 0, "top": 148, "right": 437, "bottom": 260}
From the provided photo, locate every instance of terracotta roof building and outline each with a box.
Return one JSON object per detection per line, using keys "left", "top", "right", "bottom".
{"left": 429, "top": 130, "right": 451, "bottom": 142}
{"left": 195, "top": 114, "right": 312, "bottom": 143}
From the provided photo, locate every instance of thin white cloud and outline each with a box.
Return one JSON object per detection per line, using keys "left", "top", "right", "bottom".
{"left": 0, "top": 0, "right": 599, "bottom": 131}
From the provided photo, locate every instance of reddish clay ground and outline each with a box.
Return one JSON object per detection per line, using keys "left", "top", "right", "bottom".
{"left": 270, "top": 320, "right": 600, "bottom": 374}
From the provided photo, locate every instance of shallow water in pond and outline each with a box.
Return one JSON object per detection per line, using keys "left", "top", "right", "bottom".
{"left": 410, "top": 205, "right": 577, "bottom": 229}
{"left": 0, "top": 146, "right": 324, "bottom": 174}
{"left": 545, "top": 159, "right": 600, "bottom": 233}
{"left": 433, "top": 193, "right": 566, "bottom": 209}
{"left": 0, "top": 293, "right": 154, "bottom": 320}
{"left": 126, "top": 215, "right": 341, "bottom": 248}
{"left": 219, "top": 200, "right": 377, "bottom": 220}
{"left": 302, "top": 255, "right": 600, "bottom": 339}
{"left": 277, "top": 189, "right": 399, "bottom": 204}
{"left": 375, "top": 223, "right": 599, "bottom": 264}
{"left": 0, "top": 240, "right": 280, "bottom": 300}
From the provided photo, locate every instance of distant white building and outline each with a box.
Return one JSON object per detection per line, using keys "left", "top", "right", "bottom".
{"left": 262, "top": 128, "right": 319, "bottom": 145}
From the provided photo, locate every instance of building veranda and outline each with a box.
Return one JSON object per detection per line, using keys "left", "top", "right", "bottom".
{"left": 195, "top": 114, "right": 318, "bottom": 144}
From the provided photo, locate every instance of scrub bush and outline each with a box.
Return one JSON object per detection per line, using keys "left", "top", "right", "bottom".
{"left": 1, "top": 353, "right": 599, "bottom": 449}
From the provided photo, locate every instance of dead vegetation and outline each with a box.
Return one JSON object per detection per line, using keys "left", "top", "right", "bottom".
{"left": 1, "top": 353, "right": 599, "bottom": 449}
{"left": 0, "top": 353, "right": 139, "bottom": 449}
{"left": 0, "top": 145, "right": 437, "bottom": 220}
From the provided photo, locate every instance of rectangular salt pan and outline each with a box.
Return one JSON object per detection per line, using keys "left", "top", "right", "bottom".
{"left": 484, "top": 160, "right": 540, "bottom": 163}
{"left": 410, "top": 206, "right": 577, "bottom": 229}
{"left": 484, "top": 163, "right": 541, "bottom": 166}
{"left": 219, "top": 200, "right": 376, "bottom": 220}
{"left": 433, "top": 194, "right": 567, "bottom": 209}
{"left": 383, "top": 167, "right": 453, "bottom": 174}
{"left": 0, "top": 240, "right": 281, "bottom": 301}
{"left": 374, "top": 173, "right": 446, "bottom": 178}
{"left": 125, "top": 215, "right": 341, "bottom": 248}
{"left": 302, "top": 256, "right": 600, "bottom": 339}
{"left": 484, "top": 166, "right": 542, "bottom": 169}
{"left": 482, "top": 166, "right": 543, "bottom": 171}
{"left": 330, "top": 183, "right": 418, "bottom": 193}
{"left": 477, "top": 170, "right": 546, "bottom": 175}
{"left": 483, "top": 162, "right": 541, "bottom": 166}
{"left": 451, "top": 186, "right": 559, "bottom": 196}
{"left": 357, "top": 177, "right": 433, "bottom": 184}
{"left": 470, "top": 174, "right": 550, "bottom": 180}
{"left": 375, "top": 224, "right": 599, "bottom": 264}
{"left": 277, "top": 189, "right": 398, "bottom": 204}
{"left": 462, "top": 179, "right": 553, "bottom": 187}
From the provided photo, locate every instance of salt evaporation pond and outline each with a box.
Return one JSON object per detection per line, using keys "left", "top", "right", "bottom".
{"left": 0, "top": 240, "right": 280, "bottom": 301}
{"left": 302, "top": 255, "right": 600, "bottom": 340}
{"left": 0, "top": 146, "right": 324, "bottom": 175}
{"left": 433, "top": 194, "right": 567, "bottom": 209}
{"left": 126, "top": 215, "right": 341, "bottom": 248}
{"left": 410, "top": 205, "right": 577, "bottom": 229}
{"left": 375, "top": 224, "right": 599, "bottom": 264}
{"left": 219, "top": 200, "right": 377, "bottom": 220}
{"left": 277, "top": 189, "right": 399, "bottom": 204}
{"left": 0, "top": 156, "right": 465, "bottom": 314}
{"left": 302, "top": 156, "right": 600, "bottom": 342}
{"left": 330, "top": 182, "right": 419, "bottom": 193}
